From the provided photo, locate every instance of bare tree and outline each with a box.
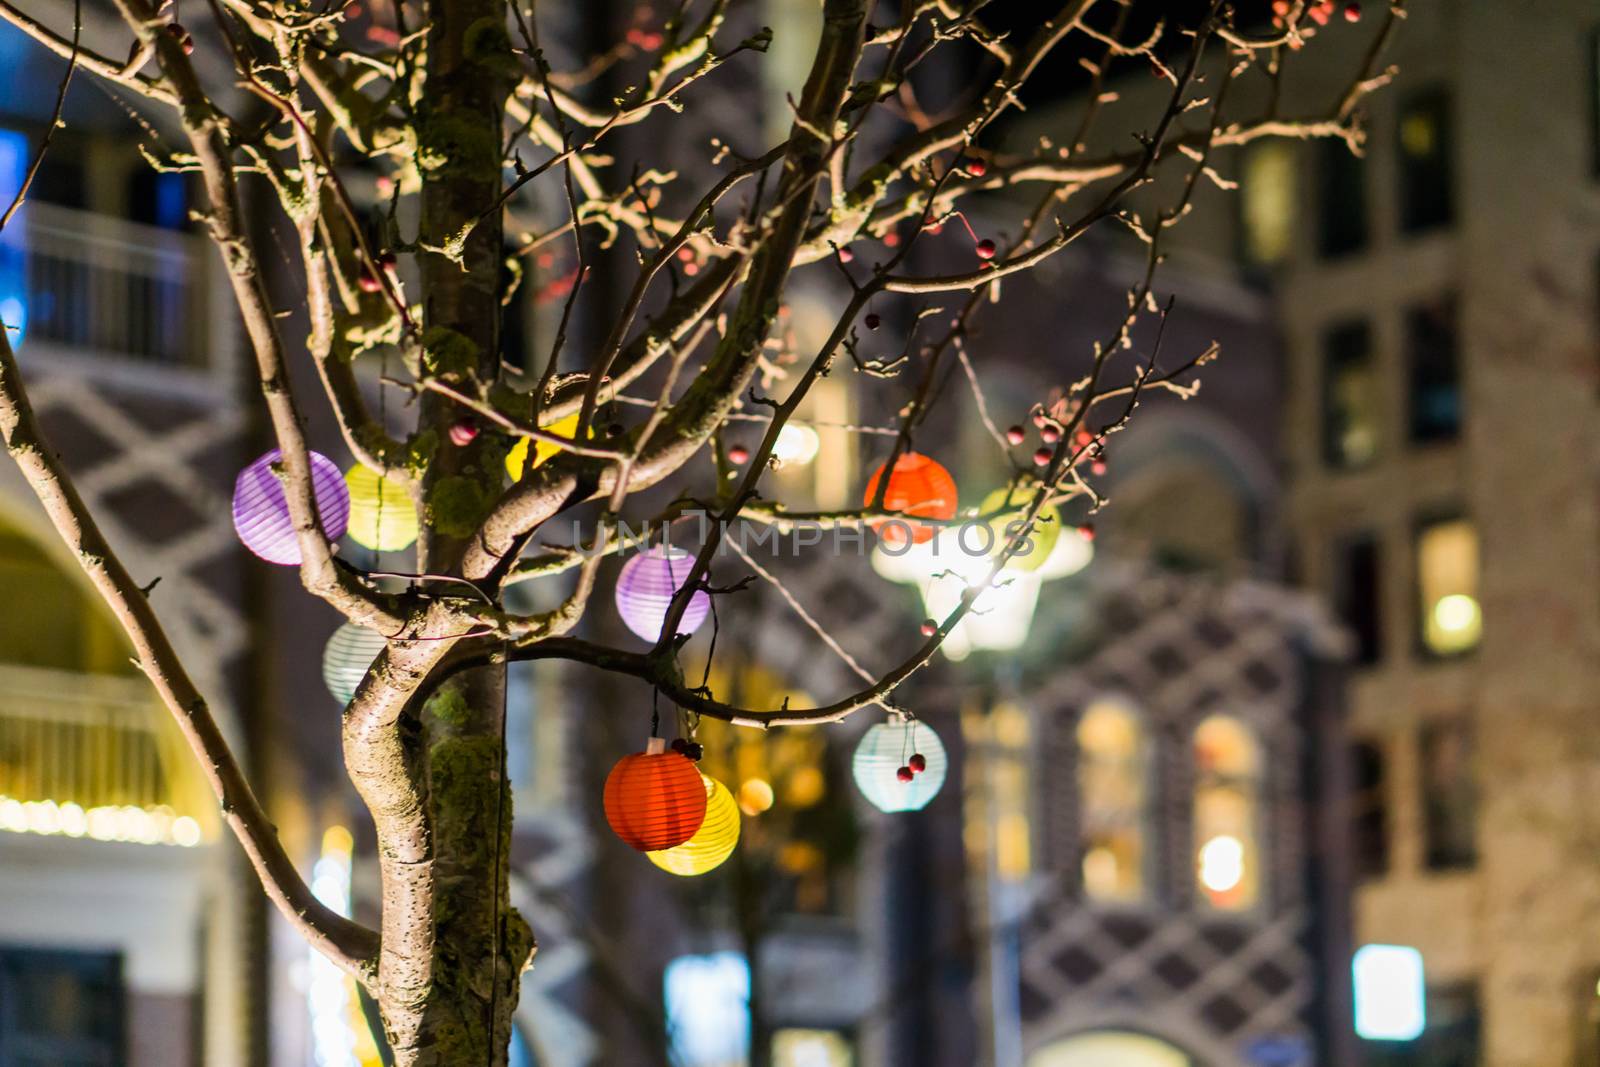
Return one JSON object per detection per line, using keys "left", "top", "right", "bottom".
{"left": 0, "top": 0, "right": 1401, "bottom": 1061}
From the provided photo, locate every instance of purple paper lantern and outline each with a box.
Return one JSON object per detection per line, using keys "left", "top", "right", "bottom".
{"left": 232, "top": 449, "right": 350, "bottom": 565}
{"left": 615, "top": 545, "right": 711, "bottom": 642}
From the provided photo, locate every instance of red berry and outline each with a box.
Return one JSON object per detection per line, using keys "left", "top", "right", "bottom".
{"left": 377, "top": 250, "right": 398, "bottom": 272}
{"left": 676, "top": 247, "right": 695, "bottom": 262}
{"left": 448, "top": 420, "right": 478, "bottom": 447}
{"left": 1075, "top": 429, "right": 1094, "bottom": 446}
{"left": 1308, "top": 4, "right": 1329, "bottom": 24}
{"left": 975, "top": 239, "right": 997, "bottom": 260}
{"left": 883, "top": 231, "right": 901, "bottom": 247}
{"left": 1343, "top": 1, "right": 1361, "bottom": 20}
{"left": 965, "top": 158, "right": 988, "bottom": 178}
{"left": 670, "top": 737, "right": 689, "bottom": 754}
{"left": 357, "top": 266, "right": 381, "bottom": 294}
{"left": 838, "top": 246, "right": 854, "bottom": 263}
{"left": 1271, "top": 0, "right": 1289, "bottom": 12}
{"left": 1091, "top": 460, "right": 1108, "bottom": 476}
{"left": 896, "top": 766, "right": 915, "bottom": 783}
{"left": 728, "top": 445, "right": 750, "bottom": 464}
{"left": 909, "top": 753, "right": 927, "bottom": 773}
{"left": 925, "top": 221, "right": 944, "bottom": 235}
{"left": 1039, "top": 424, "right": 1060, "bottom": 444}
{"left": 1032, "top": 447, "right": 1052, "bottom": 467}
{"left": 1078, "top": 523, "right": 1096, "bottom": 542}
{"left": 1032, "top": 410, "right": 1048, "bottom": 428}
{"left": 864, "top": 313, "right": 881, "bottom": 330}
{"left": 1005, "top": 425, "right": 1026, "bottom": 446}
{"left": 920, "top": 619, "right": 937, "bottom": 637}
{"left": 181, "top": 33, "right": 195, "bottom": 54}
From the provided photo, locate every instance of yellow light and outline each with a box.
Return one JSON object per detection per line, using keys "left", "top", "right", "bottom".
{"left": 505, "top": 412, "right": 582, "bottom": 481}
{"left": 783, "top": 765, "right": 826, "bottom": 808}
{"left": 344, "top": 465, "right": 418, "bottom": 552}
{"left": 0, "top": 794, "right": 203, "bottom": 847}
{"left": 737, "top": 778, "right": 775, "bottom": 815}
{"left": 772, "top": 423, "right": 821, "bottom": 467}
{"left": 1198, "top": 834, "right": 1245, "bottom": 893}
{"left": 1433, "top": 593, "right": 1480, "bottom": 635}
{"left": 648, "top": 776, "right": 741, "bottom": 877}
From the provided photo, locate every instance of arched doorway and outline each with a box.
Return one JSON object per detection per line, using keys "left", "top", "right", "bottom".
{"left": 1029, "top": 1031, "right": 1193, "bottom": 1067}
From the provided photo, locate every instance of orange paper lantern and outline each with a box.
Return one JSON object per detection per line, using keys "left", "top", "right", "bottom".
{"left": 863, "top": 452, "right": 958, "bottom": 547}
{"left": 603, "top": 738, "right": 709, "bottom": 851}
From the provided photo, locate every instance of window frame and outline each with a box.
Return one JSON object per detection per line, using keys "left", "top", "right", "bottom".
{"left": 1074, "top": 697, "right": 1153, "bottom": 906}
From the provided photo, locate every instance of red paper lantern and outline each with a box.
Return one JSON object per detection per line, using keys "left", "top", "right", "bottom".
{"left": 863, "top": 452, "right": 958, "bottom": 547}
{"left": 603, "top": 738, "right": 709, "bottom": 851}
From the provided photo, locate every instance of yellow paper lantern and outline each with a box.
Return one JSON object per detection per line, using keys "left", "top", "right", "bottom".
{"left": 343, "top": 465, "right": 418, "bottom": 552}
{"left": 649, "top": 775, "right": 740, "bottom": 876}
{"left": 980, "top": 481, "right": 1060, "bottom": 573}
{"left": 506, "top": 411, "right": 582, "bottom": 482}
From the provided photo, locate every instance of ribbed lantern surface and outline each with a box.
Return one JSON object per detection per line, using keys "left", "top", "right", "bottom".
{"left": 852, "top": 720, "right": 948, "bottom": 812}
{"left": 647, "top": 775, "right": 740, "bottom": 876}
{"left": 604, "top": 739, "right": 709, "bottom": 851}
{"left": 344, "top": 464, "right": 418, "bottom": 552}
{"left": 321, "top": 622, "right": 388, "bottom": 705}
{"left": 980, "top": 482, "right": 1061, "bottom": 573}
{"left": 232, "top": 449, "right": 349, "bottom": 565}
{"left": 614, "top": 546, "right": 711, "bottom": 642}
{"left": 863, "top": 452, "right": 958, "bottom": 548}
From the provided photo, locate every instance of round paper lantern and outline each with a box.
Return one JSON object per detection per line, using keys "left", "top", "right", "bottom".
{"left": 321, "top": 622, "right": 387, "bottom": 705}
{"left": 980, "top": 482, "right": 1061, "bottom": 573}
{"left": 604, "top": 738, "right": 709, "bottom": 851}
{"left": 615, "top": 545, "right": 711, "bottom": 642}
{"left": 344, "top": 464, "right": 418, "bottom": 552}
{"left": 647, "top": 774, "right": 740, "bottom": 876}
{"left": 505, "top": 411, "right": 582, "bottom": 482}
{"left": 232, "top": 449, "right": 350, "bottom": 565}
{"left": 863, "top": 452, "right": 958, "bottom": 548}
{"left": 852, "top": 720, "right": 948, "bottom": 812}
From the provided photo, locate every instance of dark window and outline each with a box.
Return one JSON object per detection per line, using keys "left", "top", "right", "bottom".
{"left": 1589, "top": 29, "right": 1600, "bottom": 177}
{"left": 1407, "top": 298, "right": 1460, "bottom": 444}
{"left": 1363, "top": 983, "right": 1481, "bottom": 1067}
{"left": 1351, "top": 740, "right": 1388, "bottom": 880}
{"left": 1334, "top": 533, "right": 1383, "bottom": 665}
{"left": 0, "top": 947, "right": 125, "bottom": 1066}
{"left": 1420, "top": 720, "right": 1476, "bottom": 871}
{"left": 127, "top": 169, "right": 190, "bottom": 230}
{"left": 1323, "top": 319, "right": 1379, "bottom": 468}
{"left": 1317, "top": 138, "right": 1368, "bottom": 258}
{"left": 1398, "top": 88, "right": 1455, "bottom": 233}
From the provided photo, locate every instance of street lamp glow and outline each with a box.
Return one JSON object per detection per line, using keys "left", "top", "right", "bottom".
{"left": 1353, "top": 944, "right": 1426, "bottom": 1041}
{"left": 1197, "top": 834, "right": 1245, "bottom": 893}
{"left": 772, "top": 422, "right": 821, "bottom": 466}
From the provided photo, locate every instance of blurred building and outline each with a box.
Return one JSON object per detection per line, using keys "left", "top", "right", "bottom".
{"left": 0, "top": 16, "right": 261, "bottom": 1067}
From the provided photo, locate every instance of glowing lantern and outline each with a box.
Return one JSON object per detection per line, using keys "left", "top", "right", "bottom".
{"left": 505, "top": 411, "right": 582, "bottom": 481}
{"left": 647, "top": 775, "right": 740, "bottom": 876}
{"left": 321, "top": 622, "right": 387, "bottom": 705}
{"left": 615, "top": 545, "right": 711, "bottom": 642}
{"left": 980, "top": 481, "right": 1061, "bottom": 573}
{"left": 852, "top": 720, "right": 947, "bottom": 812}
{"left": 862, "top": 452, "right": 958, "bottom": 548}
{"left": 344, "top": 464, "right": 418, "bottom": 552}
{"left": 232, "top": 449, "right": 350, "bottom": 565}
{"left": 604, "top": 738, "right": 709, "bottom": 851}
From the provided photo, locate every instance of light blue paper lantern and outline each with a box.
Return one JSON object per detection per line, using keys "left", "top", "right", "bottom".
{"left": 852, "top": 720, "right": 947, "bottom": 812}
{"left": 321, "top": 622, "right": 387, "bottom": 705}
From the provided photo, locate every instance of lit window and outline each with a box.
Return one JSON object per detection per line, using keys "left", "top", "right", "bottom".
{"left": 1397, "top": 87, "right": 1454, "bottom": 233}
{"left": 1240, "top": 141, "right": 1295, "bottom": 265}
{"left": 1332, "top": 532, "right": 1382, "bottom": 665}
{"left": 1316, "top": 137, "right": 1367, "bottom": 258}
{"left": 1076, "top": 700, "right": 1147, "bottom": 902}
{"left": 1322, "top": 320, "right": 1378, "bottom": 469}
{"left": 1420, "top": 720, "right": 1476, "bottom": 870}
{"left": 773, "top": 1029, "right": 853, "bottom": 1067}
{"left": 1407, "top": 298, "right": 1461, "bottom": 445}
{"left": 1353, "top": 944, "right": 1426, "bottom": 1041}
{"left": 991, "top": 702, "right": 1032, "bottom": 882}
{"left": 1193, "top": 716, "right": 1261, "bottom": 910}
{"left": 1415, "top": 516, "right": 1480, "bottom": 656}
{"left": 664, "top": 953, "right": 750, "bottom": 1067}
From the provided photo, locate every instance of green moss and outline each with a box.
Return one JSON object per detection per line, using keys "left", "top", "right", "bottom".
{"left": 463, "top": 17, "right": 517, "bottom": 75}
{"left": 426, "top": 475, "right": 491, "bottom": 537}
{"left": 421, "top": 325, "right": 480, "bottom": 379}
{"left": 425, "top": 687, "right": 473, "bottom": 729}
{"left": 403, "top": 429, "right": 439, "bottom": 477}
{"left": 428, "top": 733, "right": 500, "bottom": 850}
{"left": 416, "top": 110, "right": 499, "bottom": 176}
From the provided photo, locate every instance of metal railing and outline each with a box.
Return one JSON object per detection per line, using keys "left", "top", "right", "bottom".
{"left": 0, "top": 200, "right": 214, "bottom": 368}
{"left": 0, "top": 663, "right": 210, "bottom": 844}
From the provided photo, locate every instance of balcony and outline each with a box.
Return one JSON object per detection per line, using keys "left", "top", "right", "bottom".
{"left": 0, "top": 663, "right": 211, "bottom": 847}
{"left": 0, "top": 200, "right": 230, "bottom": 391}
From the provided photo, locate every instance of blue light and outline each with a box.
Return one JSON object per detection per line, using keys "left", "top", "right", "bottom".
{"left": 1353, "top": 944, "right": 1426, "bottom": 1041}
{"left": 0, "top": 127, "right": 28, "bottom": 347}
{"left": 664, "top": 952, "right": 750, "bottom": 1067}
